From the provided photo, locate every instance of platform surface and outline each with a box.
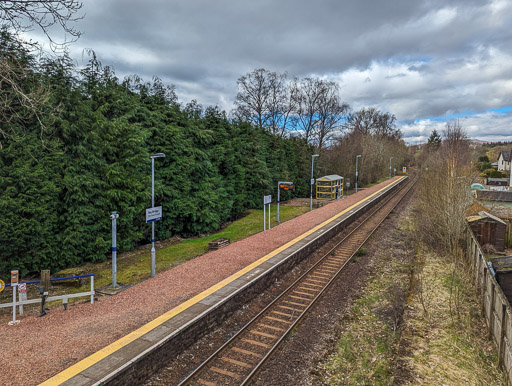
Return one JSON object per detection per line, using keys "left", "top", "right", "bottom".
{"left": 0, "top": 177, "right": 406, "bottom": 386}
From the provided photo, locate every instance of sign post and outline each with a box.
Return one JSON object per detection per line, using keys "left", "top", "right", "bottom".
{"left": 263, "top": 195, "right": 272, "bottom": 230}
{"left": 18, "top": 283, "right": 26, "bottom": 316}
{"left": 146, "top": 205, "right": 163, "bottom": 278}
{"left": 110, "top": 211, "right": 119, "bottom": 288}
{"left": 9, "top": 270, "right": 19, "bottom": 325}
{"left": 277, "top": 181, "right": 295, "bottom": 223}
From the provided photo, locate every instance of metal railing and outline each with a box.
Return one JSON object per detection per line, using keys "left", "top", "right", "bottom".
{"left": 1, "top": 274, "right": 95, "bottom": 322}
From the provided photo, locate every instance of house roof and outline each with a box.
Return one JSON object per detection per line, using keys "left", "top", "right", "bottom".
{"left": 499, "top": 150, "right": 511, "bottom": 162}
{"left": 466, "top": 211, "right": 506, "bottom": 225}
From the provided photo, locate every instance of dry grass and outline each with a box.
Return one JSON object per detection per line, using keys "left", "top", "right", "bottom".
{"left": 398, "top": 249, "right": 506, "bottom": 385}
{"left": 314, "top": 202, "right": 506, "bottom": 385}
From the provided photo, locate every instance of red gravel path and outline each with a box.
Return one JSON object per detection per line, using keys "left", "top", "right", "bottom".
{"left": 0, "top": 178, "right": 400, "bottom": 385}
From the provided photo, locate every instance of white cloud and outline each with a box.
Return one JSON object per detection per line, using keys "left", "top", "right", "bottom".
{"left": 400, "top": 110, "right": 512, "bottom": 143}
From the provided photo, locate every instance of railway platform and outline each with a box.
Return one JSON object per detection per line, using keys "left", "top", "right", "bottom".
{"left": 28, "top": 177, "right": 407, "bottom": 385}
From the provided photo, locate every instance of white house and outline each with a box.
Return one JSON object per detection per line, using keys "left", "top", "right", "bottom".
{"left": 497, "top": 150, "right": 511, "bottom": 172}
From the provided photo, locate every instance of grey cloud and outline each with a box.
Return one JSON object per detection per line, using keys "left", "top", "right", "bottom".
{"left": 39, "top": 0, "right": 511, "bottom": 140}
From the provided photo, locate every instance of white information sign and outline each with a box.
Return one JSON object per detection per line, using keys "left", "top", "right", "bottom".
{"left": 264, "top": 195, "right": 272, "bottom": 205}
{"left": 311, "top": 178, "right": 315, "bottom": 185}
{"left": 146, "top": 206, "right": 163, "bottom": 223}
{"left": 402, "top": 166, "right": 407, "bottom": 173}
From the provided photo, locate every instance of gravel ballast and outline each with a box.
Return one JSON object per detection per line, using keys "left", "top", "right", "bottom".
{"left": 0, "top": 178, "right": 400, "bottom": 385}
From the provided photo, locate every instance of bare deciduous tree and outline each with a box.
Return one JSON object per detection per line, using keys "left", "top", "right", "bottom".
{"left": 234, "top": 69, "right": 349, "bottom": 145}
{"left": 291, "top": 77, "right": 323, "bottom": 144}
{"left": 343, "top": 107, "right": 399, "bottom": 139}
{"left": 0, "top": 1, "right": 83, "bottom": 143}
{"left": 315, "top": 81, "right": 349, "bottom": 150}
{"left": 416, "top": 121, "right": 474, "bottom": 259}
{"left": 292, "top": 77, "right": 348, "bottom": 149}
{"left": 1, "top": 0, "right": 83, "bottom": 48}
{"left": 233, "top": 69, "right": 285, "bottom": 132}
{"left": 0, "top": 31, "right": 50, "bottom": 145}
{"left": 267, "top": 72, "right": 295, "bottom": 137}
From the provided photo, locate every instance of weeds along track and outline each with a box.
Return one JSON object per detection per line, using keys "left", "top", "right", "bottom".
{"left": 180, "top": 178, "right": 416, "bottom": 385}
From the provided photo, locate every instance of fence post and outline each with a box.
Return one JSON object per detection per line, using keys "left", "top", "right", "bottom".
{"left": 482, "top": 266, "right": 488, "bottom": 316}
{"left": 90, "top": 275, "right": 94, "bottom": 304}
{"left": 489, "top": 281, "right": 495, "bottom": 340}
{"left": 499, "top": 304, "right": 507, "bottom": 367}
{"left": 10, "top": 285, "right": 17, "bottom": 325}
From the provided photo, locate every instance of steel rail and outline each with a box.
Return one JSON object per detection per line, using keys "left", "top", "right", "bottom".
{"left": 242, "top": 177, "right": 417, "bottom": 385}
{"left": 179, "top": 177, "right": 416, "bottom": 385}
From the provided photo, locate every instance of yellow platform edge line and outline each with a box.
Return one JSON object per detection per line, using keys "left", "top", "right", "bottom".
{"left": 41, "top": 176, "right": 405, "bottom": 385}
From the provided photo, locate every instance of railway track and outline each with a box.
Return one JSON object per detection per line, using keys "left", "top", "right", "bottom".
{"left": 180, "top": 178, "right": 416, "bottom": 385}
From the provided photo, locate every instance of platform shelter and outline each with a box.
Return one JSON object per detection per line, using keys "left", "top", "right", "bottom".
{"left": 316, "top": 174, "right": 343, "bottom": 200}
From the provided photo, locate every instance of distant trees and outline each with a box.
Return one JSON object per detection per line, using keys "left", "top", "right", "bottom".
{"left": 427, "top": 129, "right": 442, "bottom": 150}
{"left": 321, "top": 107, "right": 408, "bottom": 188}
{"left": 416, "top": 121, "right": 474, "bottom": 259}
{"left": 233, "top": 68, "right": 348, "bottom": 149}
{"left": 234, "top": 68, "right": 410, "bottom": 187}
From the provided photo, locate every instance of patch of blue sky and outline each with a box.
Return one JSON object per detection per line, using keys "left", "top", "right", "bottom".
{"left": 384, "top": 55, "right": 433, "bottom": 65}
{"left": 427, "top": 110, "right": 476, "bottom": 122}
{"left": 487, "top": 106, "right": 512, "bottom": 114}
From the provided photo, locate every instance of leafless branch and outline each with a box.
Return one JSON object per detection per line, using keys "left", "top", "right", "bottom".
{"left": 1, "top": 0, "right": 83, "bottom": 50}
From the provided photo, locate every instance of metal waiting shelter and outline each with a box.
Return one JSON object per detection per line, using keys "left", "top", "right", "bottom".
{"left": 316, "top": 174, "right": 344, "bottom": 200}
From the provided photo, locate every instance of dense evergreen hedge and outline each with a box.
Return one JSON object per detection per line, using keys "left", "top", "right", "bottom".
{"left": 0, "top": 36, "right": 312, "bottom": 277}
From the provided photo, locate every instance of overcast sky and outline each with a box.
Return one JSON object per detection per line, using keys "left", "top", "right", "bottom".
{"left": 37, "top": 0, "right": 512, "bottom": 143}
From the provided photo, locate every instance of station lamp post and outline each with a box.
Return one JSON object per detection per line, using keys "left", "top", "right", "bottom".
{"left": 389, "top": 157, "right": 394, "bottom": 178}
{"left": 150, "top": 152, "right": 165, "bottom": 278}
{"left": 110, "top": 211, "right": 119, "bottom": 288}
{"left": 310, "top": 154, "right": 319, "bottom": 211}
{"left": 355, "top": 154, "right": 362, "bottom": 193}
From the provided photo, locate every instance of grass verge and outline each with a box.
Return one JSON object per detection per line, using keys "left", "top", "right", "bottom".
{"left": 396, "top": 249, "right": 505, "bottom": 384}
{"left": 0, "top": 204, "right": 309, "bottom": 311}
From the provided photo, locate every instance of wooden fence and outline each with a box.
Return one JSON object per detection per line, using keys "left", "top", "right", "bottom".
{"left": 502, "top": 217, "right": 512, "bottom": 249}
{"left": 467, "top": 228, "right": 512, "bottom": 384}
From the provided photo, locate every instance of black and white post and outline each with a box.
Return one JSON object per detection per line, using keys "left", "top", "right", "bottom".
{"left": 355, "top": 154, "right": 362, "bottom": 193}
{"left": 310, "top": 154, "right": 319, "bottom": 211}
{"left": 277, "top": 181, "right": 281, "bottom": 223}
{"left": 150, "top": 152, "right": 165, "bottom": 278}
{"left": 110, "top": 211, "right": 119, "bottom": 288}
{"left": 264, "top": 195, "right": 271, "bottom": 230}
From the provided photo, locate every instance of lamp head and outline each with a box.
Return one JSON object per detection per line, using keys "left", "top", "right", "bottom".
{"left": 312, "top": 154, "right": 319, "bottom": 158}
{"left": 150, "top": 153, "right": 166, "bottom": 159}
